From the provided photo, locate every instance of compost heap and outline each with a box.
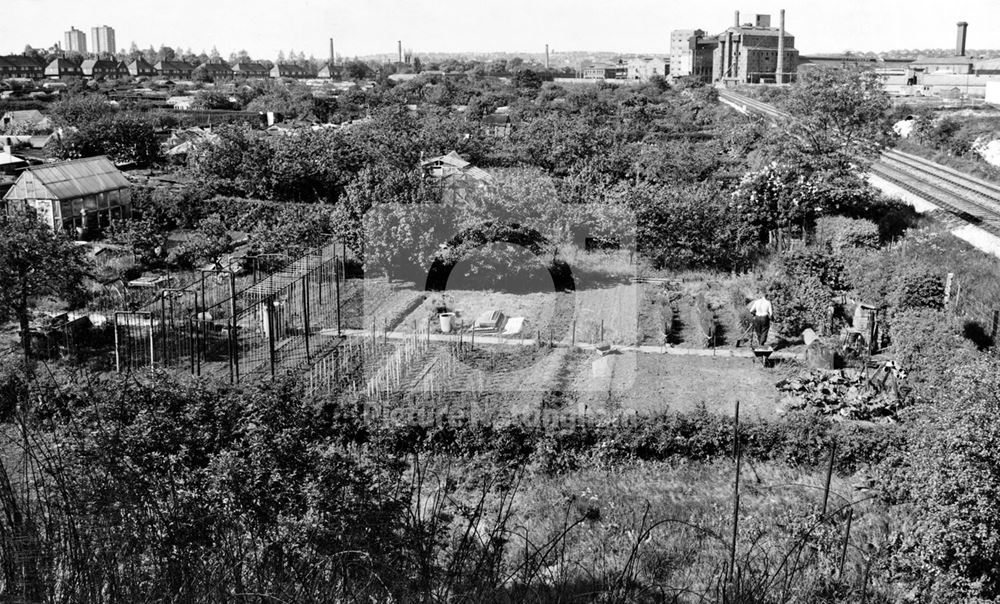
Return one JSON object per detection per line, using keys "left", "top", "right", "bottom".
{"left": 775, "top": 368, "right": 908, "bottom": 422}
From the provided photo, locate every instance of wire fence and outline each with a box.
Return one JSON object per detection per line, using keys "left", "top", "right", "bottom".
{"left": 112, "top": 240, "right": 363, "bottom": 381}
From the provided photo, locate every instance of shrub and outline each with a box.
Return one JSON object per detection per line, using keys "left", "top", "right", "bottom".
{"left": 765, "top": 272, "right": 832, "bottom": 341}
{"left": 814, "top": 216, "right": 879, "bottom": 252}
{"left": 886, "top": 356, "right": 1000, "bottom": 601}
{"left": 890, "top": 265, "right": 945, "bottom": 312}
{"left": 888, "top": 309, "right": 975, "bottom": 399}
{"left": 777, "top": 247, "right": 846, "bottom": 290}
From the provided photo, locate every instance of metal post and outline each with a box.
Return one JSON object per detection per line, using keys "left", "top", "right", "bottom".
{"left": 335, "top": 254, "right": 342, "bottom": 336}
{"left": 229, "top": 271, "right": 239, "bottom": 383}
{"left": 729, "top": 400, "right": 741, "bottom": 585}
{"left": 302, "top": 275, "right": 311, "bottom": 360}
{"left": 838, "top": 507, "right": 854, "bottom": 579}
{"left": 148, "top": 314, "right": 154, "bottom": 369}
{"left": 113, "top": 312, "right": 121, "bottom": 373}
{"left": 267, "top": 299, "right": 276, "bottom": 378}
{"left": 160, "top": 294, "right": 167, "bottom": 365}
{"left": 822, "top": 441, "right": 837, "bottom": 516}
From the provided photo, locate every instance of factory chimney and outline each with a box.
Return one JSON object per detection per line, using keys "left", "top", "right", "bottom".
{"left": 734, "top": 10, "right": 740, "bottom": 27}
{"left": 545, "top": 44, "right": 550, "bottom": 69}
{"left": 329, "top": 38, "right": 335, "bottom": 64}
{"left": 956, "top": 21, "right": 968, "bottom": 56}
{"left": 398, "top": 40, "right": 403, "bottom": 64}
{"left": 776, "top": 9, "right": 785, "bottom": 83}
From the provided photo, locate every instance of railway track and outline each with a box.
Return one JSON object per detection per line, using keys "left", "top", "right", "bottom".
{"left": 717, "top": 89, "right": 1000, "bottom": 236}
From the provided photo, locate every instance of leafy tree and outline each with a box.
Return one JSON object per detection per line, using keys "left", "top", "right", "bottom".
{"left": 0, "top": 212, "right": 89, "bottom": 361}
{"left": 191, "top": 90, "right": 236, "bottom": 110}
{"left": 781, "top": 66, "right": 893, "bottom": 170}
{"left": 175, "top": 214, "right": 231, "bottom": 268}
{"left": 55, "top": 112, "right": 161, "bottom": 167}
{"left": 107, "top": 217, "right": 166, "bottom": 264}
{"left": 48, "top": 94, "right": 116, "bottom": 128}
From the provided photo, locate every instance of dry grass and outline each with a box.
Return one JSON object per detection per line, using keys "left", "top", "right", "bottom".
{"left": 568, "top": 350, "right": 794, "bottom": 420}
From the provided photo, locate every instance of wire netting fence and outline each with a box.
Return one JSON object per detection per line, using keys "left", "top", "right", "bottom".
{"left": 112, "top": 240, "right": 364, "bottom": 381}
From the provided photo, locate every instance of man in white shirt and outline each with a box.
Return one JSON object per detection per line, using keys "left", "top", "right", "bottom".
{"left": 747, "top": 295, "right": 774, "bottom": 347}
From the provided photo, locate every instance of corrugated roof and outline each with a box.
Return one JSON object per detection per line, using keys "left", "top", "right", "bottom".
{"left": 10, "top": 156, "right": 130, "bottom": 200}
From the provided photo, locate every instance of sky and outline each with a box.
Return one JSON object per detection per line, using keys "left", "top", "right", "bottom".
{"left": 2, "top": 0, "right": 998, "bottom": 60}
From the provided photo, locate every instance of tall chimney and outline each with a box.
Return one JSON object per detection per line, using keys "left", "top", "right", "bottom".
{"left": 734, "top": 11, "right": 740, "bottom": 27}
{"left": 398, "top": 40, "right": 403, "bottom": 63}
{"left": 776, "top": 9, "right": 785, "bottom": 83}
{"left": 545, "top": 44, "right": 550, "bottom": 69}
{"left": 329, "top": 38, "right": 335, "bottom": 64}
{"left": 956, "top": 21, "right": 968, "bottom": 56}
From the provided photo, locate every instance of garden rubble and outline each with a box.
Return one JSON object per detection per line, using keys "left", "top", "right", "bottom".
{"left": 775, "top": 368, "right": 907, "bottom": 422}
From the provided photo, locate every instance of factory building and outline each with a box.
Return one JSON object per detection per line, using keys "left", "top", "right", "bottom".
{"left": 713, "top": 10, "right": 798, "bottom": 84}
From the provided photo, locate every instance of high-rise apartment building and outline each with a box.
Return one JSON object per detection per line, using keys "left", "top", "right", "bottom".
{"left": 64, "top": 26, "right": 87, "bottom": 53}
{"left": 91, "top": 25, "right": 116, "bottom": 56}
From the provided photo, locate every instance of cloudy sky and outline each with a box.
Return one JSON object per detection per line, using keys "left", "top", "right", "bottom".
{"left": 2, "top": 0, "right": 997, "bottom": 60}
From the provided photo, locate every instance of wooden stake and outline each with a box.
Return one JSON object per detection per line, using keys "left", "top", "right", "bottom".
{"left": 729, "top": 400, "right": 741, "bottom": 585}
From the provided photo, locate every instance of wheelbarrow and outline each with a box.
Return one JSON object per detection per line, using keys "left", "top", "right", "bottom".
{"left": 752, "top": 346, "right": 775, "bottom": 367}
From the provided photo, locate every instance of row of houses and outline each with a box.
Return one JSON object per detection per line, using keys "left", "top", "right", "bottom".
{"left": 0, "top": 55, "right": 343, "bottom": 81}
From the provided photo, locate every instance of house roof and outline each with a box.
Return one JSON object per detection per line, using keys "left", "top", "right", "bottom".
{"left": 201, "top": 63, "right": 233, "bottom": 73}
{"left": 4, "top": 110, "right": 46, "bottom": 124}
{"left": 128, "top": 58, "right": 155, "bottom": 70}
{"left": 233, "top": 62, "right": 268, "bottom": 72}
{"left": 156, "top": 60, "right": 194, "bottom": 72}
{"left": 46, "top": 59, "right": 81, "bottom": 71}
{"left": 423, "top": 151, "right": 471, "bottom": 169}
{"left": 1, "top": 55, "right": 45, "bottom": 68}
{"left": 4, "top": 156, "right": 130, "bottom": 201}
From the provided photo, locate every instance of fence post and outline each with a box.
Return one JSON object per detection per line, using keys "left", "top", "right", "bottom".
{"left": 113, "top": 312, "right": 121, "bottom": 373}
{"left": 729, "top": 400, "right": 741, "bottom": 586}
{"left": 160, "top": 294, "right": 167, "bottom": 366}
{"left": 822, "top": 441, "right": 837, "bottom": 516}
{"left": 230, "top": 271, "right": 239, "bottom": 384}
{"left": 992, "top": 309, "right": 1000, "bottom": 344}
{"left": 335, "top": 254, "right": 342, "bottom": 336}
{"left": 302, "top": 276, "right": 311, "bottom": 361}
{"left": 838, "top": 507, "right": 854, "bottom": 579}
{"left": 267, "top": 300, "right": 277, "bottom": 378}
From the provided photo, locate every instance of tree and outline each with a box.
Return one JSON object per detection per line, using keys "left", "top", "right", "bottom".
{"left": 48, "top": 94, "right": 116, "bottom": 128}
{"left": 55, "top": 112, "right": 161, "bottom": 167}
{"left": 781, "top": 66, "right": 893, "bottom": 170}
{"left": 175, "top": 214, "right": 231, "bottom": 268}
{"left": 0, "top": 213, "right": 89, "bottom": 361}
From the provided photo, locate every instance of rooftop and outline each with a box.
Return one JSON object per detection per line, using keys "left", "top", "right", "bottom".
{"left": 4, "top": 156, "right": 130, "bottom": 201}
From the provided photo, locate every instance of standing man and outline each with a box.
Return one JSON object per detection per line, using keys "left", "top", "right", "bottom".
{"left": 747, "top": 294, "right": 774, "bottom": 347}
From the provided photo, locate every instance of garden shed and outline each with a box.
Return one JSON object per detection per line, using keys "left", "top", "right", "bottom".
{"left": 1, "top": 155, "right": 132, "bottom": 233}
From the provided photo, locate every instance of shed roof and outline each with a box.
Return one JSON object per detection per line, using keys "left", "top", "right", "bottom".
{"left": 4, "top": 156, "right": 130, "bottom": 201}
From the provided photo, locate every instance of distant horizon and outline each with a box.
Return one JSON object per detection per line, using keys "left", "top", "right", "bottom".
{"left": 3, "top": 0, "right": 997, "bottom": 60}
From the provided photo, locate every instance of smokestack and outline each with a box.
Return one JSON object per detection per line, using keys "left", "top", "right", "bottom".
{"left": 329, "top": 38, "right": 335, "bottom": 64}
{"left": 398, "top": 40, "right": 403, "bottom": 63}
{"left": 734, "top": 10, "right": 740, "bottom": 27}
{"left": 956, "top": 21, "right": 968, "bottom": 56}
{"left": 776, "top": 9, "right": 785, "bottom": 83}
{"left": 545, "top": 44, "right": 550, "bottom": 69}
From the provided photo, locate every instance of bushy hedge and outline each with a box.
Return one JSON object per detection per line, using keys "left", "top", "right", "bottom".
{"left": 814, "top": 216, "right": 879, "bottom": 252}
{"left": 328, "top": 405, "right": 906, "bottom": 476}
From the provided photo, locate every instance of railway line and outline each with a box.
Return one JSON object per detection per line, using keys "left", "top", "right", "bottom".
{"left": 717, "top": 89, "right": 1000, "bottom": 236}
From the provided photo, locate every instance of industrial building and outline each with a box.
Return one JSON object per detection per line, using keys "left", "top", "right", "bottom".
{"left": 714, "top": 11, "right": 797, "bottom": 84}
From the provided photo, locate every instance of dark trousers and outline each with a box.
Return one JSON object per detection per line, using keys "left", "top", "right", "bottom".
{"left": 753, "top": 315, "right": 770, "bottom": 346}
